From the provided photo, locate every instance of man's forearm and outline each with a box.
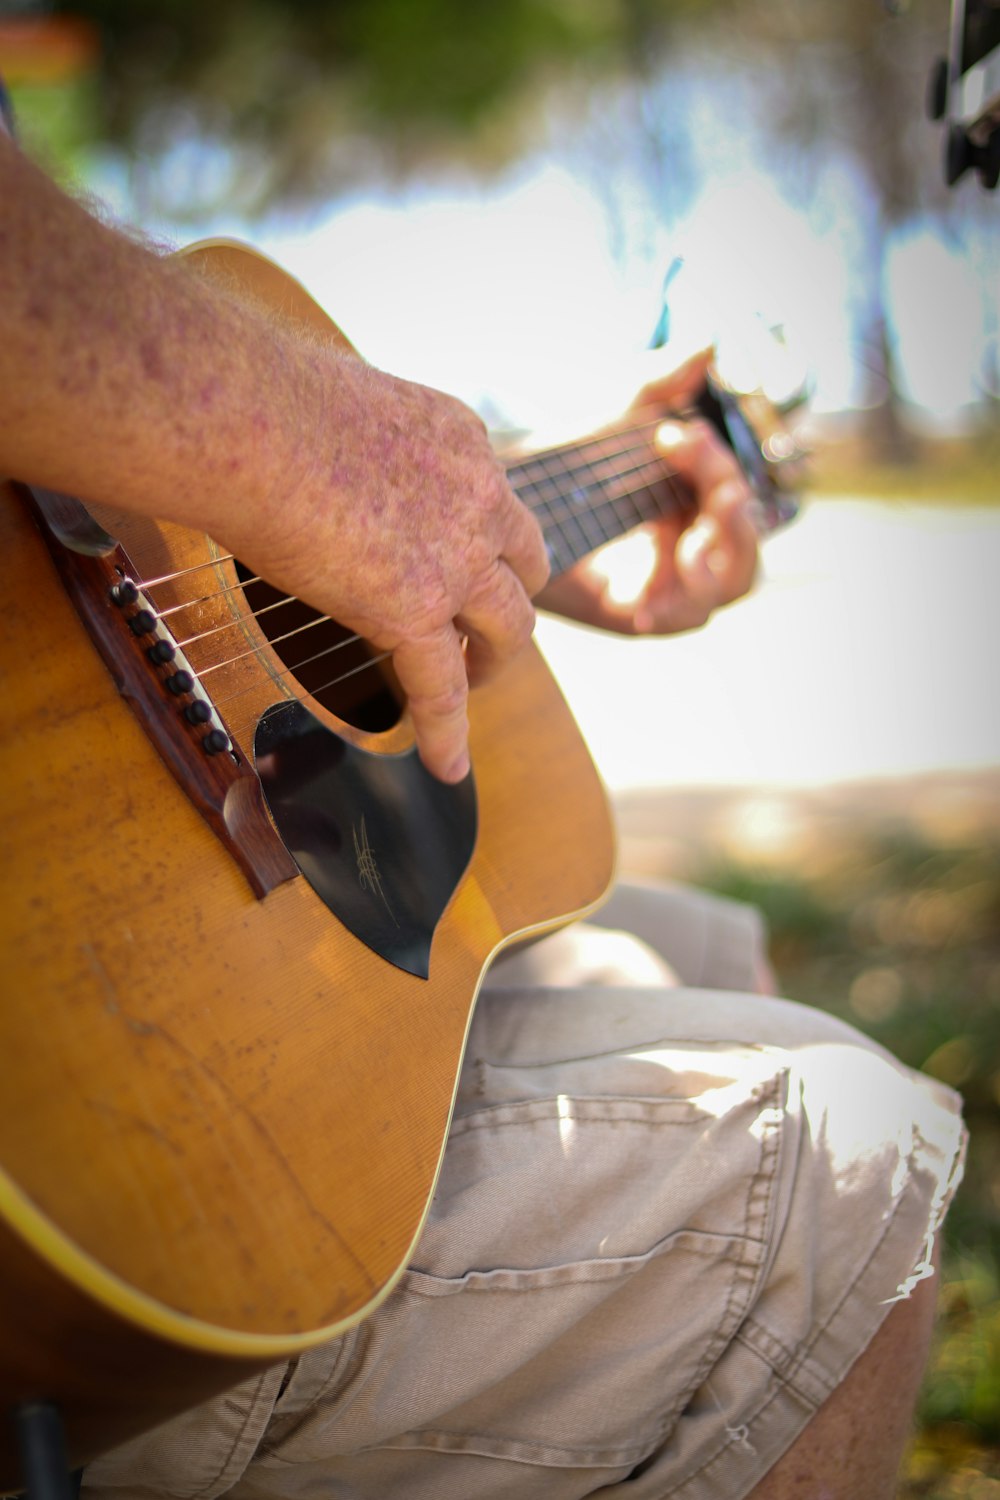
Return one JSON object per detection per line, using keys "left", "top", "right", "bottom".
{"left": 0, "top": 136, "right": 549, "bottom": 782}
{"left": 0, "top": 135, "right": 328, "bottom": 546}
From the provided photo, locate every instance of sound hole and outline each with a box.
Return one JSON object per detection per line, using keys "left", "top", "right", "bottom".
{"left": 236, "top": 564, "right": 404, "bottom": 731}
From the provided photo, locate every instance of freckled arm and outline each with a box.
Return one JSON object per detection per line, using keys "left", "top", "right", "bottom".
{"left": 0, "top": 134, "right": 324, "bottom": 544}
{"left": 0, "top": 134, "right": 549, "bottom": 783}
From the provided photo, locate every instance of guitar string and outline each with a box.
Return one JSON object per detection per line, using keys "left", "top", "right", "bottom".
{"left": 167, "top": 466, "right": 683, "bottom": 723}
{"left": 208, "top": 462, "right": 680, "bottom": 714}
{"left": 200, "top": 614, "right": 352, "bottom": 683}
{"left": 205, "top": 480, "right": 662, "bottom": 717}
{"left": 229, "top": 451, "right": 772, "bottom": 721}
{"left": 212, "top": 644, "right": 398, "bottom": 714}
{"left": 515, "top": 452, "right": 674, "bottom": 530}
{"left": 130, "top": 419, "right": 689, "bottom": 713}
{"left": 131, "top": 415, "right": 671, "bottom": 595}
{"left": 193, "top": 471, "right": 675, "bottom": 673}
{"left": 133, "top": 427, "right": 671, "bottom": 671}
{"left": 152, "top": 426, "right": 670, "bottom": 613}
{"left": 210, "top": 649, "right": 395, "bottom": 714}
{"left": 192, "top": 611, "right": 339, "bottom": 673}
{"left": 152, "top": 448, "right": 677, "bottom": 661}
{"left": 178, "top": 474, "right": 671, "bottom": 695}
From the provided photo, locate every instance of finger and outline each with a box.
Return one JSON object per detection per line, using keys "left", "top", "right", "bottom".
{"left": 391, "top": 625, "right": 471, "bottom": 783}
{"left": 655, "top": 417, "right": 745, "bottom": 500}
{"left": 656, "top": 421, "right": 758, "bottom": 595}
{"left": 457, "top": 559, "right": 538, "bottom": 685}
{"left": 496, "top": 482, "right": 551, "bottom": 599}
{"left": 695, "top": 480, "right": 759, "bottom": 600}
{"left": 633, "top": 522, "right": 716, "bottom": 634}
{"left": 536, "top": 564, "right": 652, "bottom": 636}
{"left": 630, "top": 346, "right": 715, "bottom": 415}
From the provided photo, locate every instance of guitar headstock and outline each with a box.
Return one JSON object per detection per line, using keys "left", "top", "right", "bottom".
{"left": 692, "top": 372, "right": 804, "bottom": 536}
{"left": 650, "top": 256, "right": 806, "bottom": 535}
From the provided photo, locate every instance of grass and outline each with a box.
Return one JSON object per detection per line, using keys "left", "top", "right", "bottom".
{"left": 616, "top": 780, "right": 1000, "bottom": 1495}
{"left": 806, "top": 428, "right": 1000, "bottom": 507}
{"left": 700, "top": 831, "right": 1000, "bottom": 1492}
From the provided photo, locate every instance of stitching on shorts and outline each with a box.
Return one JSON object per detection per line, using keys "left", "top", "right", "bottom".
{"left": 729, "top": 1105, "right": 966, "bottom": 1414}
{"left": 373, "top": 1424, "right": 663, "bottom": 1469}
{"left": 400, "top": 1227, "right": 755, "bottom": 1298}
{"left": 186, "top": 1370, "right": 280, "bottom": 1499}
{"left": 653, "top": 1374, "right": 813, "bottom": 1499}
{"left": 644, "top": 1071, "right": 786, "bottom": 1449}
{"left": 653, "top": 1125, "right": 965, "bottom": 1498}
{"left": 276, "top": 1326, "right": 363, "bottom": 1419}
{"left": 449, "top": 1096, "right": 709, "bottom": 1135}
{"left": 378, "top": 1079, "right": 788, "bottom": 1478}
{"left": 736, "top": 1141, "right": 921, "bottom": 1407}
{"left": 252, "top": 1072, "right": 791, "bottom": 1486}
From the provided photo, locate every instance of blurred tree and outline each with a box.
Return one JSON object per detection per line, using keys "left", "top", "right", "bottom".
{"left": 712, "top": 0, "right": 947, "bottom": 458}
{"left": 0, "top": 13, "right": 101, "bottom": 178}
{"left": 2, "top": 0, "right": 636, "bottom": 213}
{"left": 3, "top": 0, "right": 986, "bottom": 450}
{"left": 569, "top": 0, "right": 966, "bottom": 458}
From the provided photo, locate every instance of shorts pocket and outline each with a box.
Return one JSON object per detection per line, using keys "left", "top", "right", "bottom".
{"left": 257, "top": 1054, "right": 792, "bottom": 1473}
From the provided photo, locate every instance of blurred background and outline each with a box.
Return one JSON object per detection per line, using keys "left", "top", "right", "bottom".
{"left": 2, "top": 1, "right": 998, "bottom": 1491}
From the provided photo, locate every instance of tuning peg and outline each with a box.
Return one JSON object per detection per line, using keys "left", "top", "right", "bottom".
{"left": 762, "top": 430, "right": 810, "bottom": 468}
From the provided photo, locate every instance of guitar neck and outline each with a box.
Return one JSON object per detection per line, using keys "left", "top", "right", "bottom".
{"left": 504, "top": 418, "right": 691, "bottom": 579}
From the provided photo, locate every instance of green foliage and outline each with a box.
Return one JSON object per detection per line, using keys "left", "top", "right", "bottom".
{"left": 6, "top": 73, "right": 101, "bottom": 184}
{"left": 5, "top": 0, "right": 781, "bottom": 215}
{"left": 8, "top": 0, "right": 631, "bottom": 208}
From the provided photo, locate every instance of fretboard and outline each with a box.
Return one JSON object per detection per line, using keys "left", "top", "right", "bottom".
{"left": 504, "top": 419, "right": 692, "bottom": 578}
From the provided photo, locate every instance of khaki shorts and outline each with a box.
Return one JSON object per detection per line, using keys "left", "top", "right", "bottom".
{"left": 85, "top": 881, "right": 965, "bottom": 1500}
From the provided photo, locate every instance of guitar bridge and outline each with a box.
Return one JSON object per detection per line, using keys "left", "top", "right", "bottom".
{"left": 20, "top": 483, "right": 298, "bottom": 900}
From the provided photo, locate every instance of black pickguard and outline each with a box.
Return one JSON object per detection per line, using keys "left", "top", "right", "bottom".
{"left": 255, "top": 702, "right": 478, "bottom": 979}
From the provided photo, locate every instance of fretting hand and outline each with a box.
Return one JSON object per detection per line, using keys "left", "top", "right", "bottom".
{"left": 535, "top": 350, "right": 759, "bottom": 634}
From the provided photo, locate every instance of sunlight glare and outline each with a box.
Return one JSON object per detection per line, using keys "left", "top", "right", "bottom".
{"left": 556, "top": 1092, "right": 576, "bottom": 1154}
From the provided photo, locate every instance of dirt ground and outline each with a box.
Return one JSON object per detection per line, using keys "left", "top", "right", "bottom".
{"left": 612, "top": 766, "right": 1000, "bottom": 886}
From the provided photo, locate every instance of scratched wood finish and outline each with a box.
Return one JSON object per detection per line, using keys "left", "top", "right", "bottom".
{"left": 0, "top": 244, "right": 615, "bottom": 1482}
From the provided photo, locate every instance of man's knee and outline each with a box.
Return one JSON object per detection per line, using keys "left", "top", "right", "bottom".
{"left": 747, "top": 1244, "right": 940, "bottom": 1500}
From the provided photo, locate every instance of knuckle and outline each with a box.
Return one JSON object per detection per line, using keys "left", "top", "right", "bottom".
{"left": 406, "top": 579, "right": 454, "bottom": 636}
{"left": 680, "top": 601, "right": 711, "bottom": 632}
{"left": 411, "top": 679, "right": 468, "bottom": 722}
{"left": 510, "top": 592, "right": 537, "bottom": 643}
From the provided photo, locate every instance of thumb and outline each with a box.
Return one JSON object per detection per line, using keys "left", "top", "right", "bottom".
{"left": 630, "top": 346, "right": 715, "bottom": 414}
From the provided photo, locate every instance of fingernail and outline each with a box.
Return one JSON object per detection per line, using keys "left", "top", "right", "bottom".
{"left": 446, "top": 752, "right": 471, "bottom": 782}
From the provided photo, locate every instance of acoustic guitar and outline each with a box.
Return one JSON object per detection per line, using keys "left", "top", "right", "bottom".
{"left": 0, "top": 240, "right": 795, "bottom": 1485}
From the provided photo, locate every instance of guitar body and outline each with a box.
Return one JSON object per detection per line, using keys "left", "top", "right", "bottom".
{"left": 0, "top": 244, "right": 615, "bottom": 1482}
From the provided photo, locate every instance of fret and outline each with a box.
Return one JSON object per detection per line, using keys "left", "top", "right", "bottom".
{"left": 564, "top": 507, "right": 594, "bottom": 563}
{"left": 506, "top": 419, "right": 691, "bottom": 578}
{"left": 578, "top": 503, "right": 610, "bottom": 552}
{"left": 543, "top": 527, "right": 578, "bottom": 577}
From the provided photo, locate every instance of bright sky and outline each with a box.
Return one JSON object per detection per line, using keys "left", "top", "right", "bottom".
{"left": 257, "top": 163, "right": 683, "bottom": 434}
{"left": 107, "top": 142, "right": 998, "bottom": 791}
{"left": 144, "top": 150, "right": 995, "bottom": 434}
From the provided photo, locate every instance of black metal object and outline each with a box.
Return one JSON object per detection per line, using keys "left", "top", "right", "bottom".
{"left": 12, "top": 1404, "right": 80, "bottom": 1500}
{"left": 929, "top": 0, "right": 1000, "bottom": 189}
{"left": 693, "top": 377, "right": 800, "bottom": 536}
